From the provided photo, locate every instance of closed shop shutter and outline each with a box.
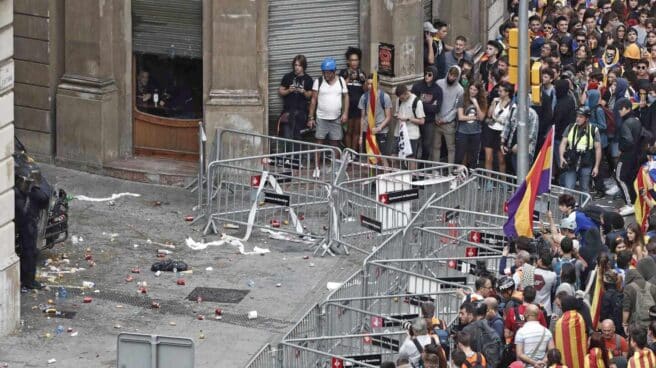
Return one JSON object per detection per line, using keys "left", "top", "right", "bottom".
{"left": 424, "top": 0, "right": 433, "bottom": 22}
{"left": 132, "top": 0, "right": 202, "bottom": 59}
{"left": 268, "top": 0, "right": 360, "bottom": 132}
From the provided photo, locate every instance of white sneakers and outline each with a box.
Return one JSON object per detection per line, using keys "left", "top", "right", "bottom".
{"left": 605, "top": 184, "right": 620, "bottom": 196}
{"left": 619, "top": 205, "right": 635, "bottom": 216}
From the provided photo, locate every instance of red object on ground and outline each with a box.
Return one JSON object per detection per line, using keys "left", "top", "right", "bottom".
{"left": 197, "top": 315, "right": 205, "bottom": 320}
{"left": 151, "top": 301, "right": 160, "bottom": 309}
{"left": 83, "top": 297, "right": 92, "bottom": 303}
{"left": 215, "top": 308, "right": 223, "bottom": 316}
{"left": 84, "top": 254, "right": 93, "bottom": 261}
{"left": 125, "top": 275, "right": 134, "bottom": 282}
{"left": 138, "top": 287, "right": 148, "bottom": 294}
{"left": 271, "top": 219, "right": 280, "bottom": 228}
{"left": 185, "top": 216, "right": 194, "bottom": 221}
{"left": 303, "top": 256, "right": 310, "bottom": 260}
{"left": 131, "top": 268, "right": 140, "bottom": 274}
{"left": 176, "top": 279, "right": 186, "bottom": 286}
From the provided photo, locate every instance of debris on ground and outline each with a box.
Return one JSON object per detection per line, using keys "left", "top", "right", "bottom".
{"left": 247, "top": 311, "right": 258, "bottom": 319}
{"left": 260, "top": 229, "right": 317, "bottom": 244}
{"left": 73, "top": 192, "right": 141, "bottom": 202}
{"left": 185, "top": 235, "right": 270, "bottom": 255}
{"left": 151, "top": 260, "right": 188, "bottom": 272}
{"left": 326, "top": 282, "right": 342, "bottom": 290}
{"left": 47, "top": 358, "right": 56, "bottom": 364}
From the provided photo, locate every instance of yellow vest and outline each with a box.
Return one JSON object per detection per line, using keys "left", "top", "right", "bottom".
{"left": 567, "top": 124, "right": 595, "bottom": 152}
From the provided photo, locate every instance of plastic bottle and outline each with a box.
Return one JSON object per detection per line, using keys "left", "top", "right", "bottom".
{"left": 247, "top": 280, "right": 255, "bottom": 288}
{"left": 55, "top": 325, "right": 64, "bottom": 336}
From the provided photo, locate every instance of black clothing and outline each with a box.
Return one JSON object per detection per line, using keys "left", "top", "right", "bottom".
{"left": 411, "top": 66, "right": 443, "bottom": 125}
{"left": 280, "top": 72, "right": 313, "bottom": 113}
{"left": 15, "top": 185, "right": 50, "bottom": 287}
{"left": 339, "top": 68, "right": 367, "bottom": 119}
{"left": 619, "top": 114, "right": 643, "bottom": 160}
{"left": 553, "top": 80, "right": 577, "bottom": 139}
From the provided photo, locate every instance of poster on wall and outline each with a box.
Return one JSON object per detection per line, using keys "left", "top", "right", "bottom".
{"left": 378, "top": 43, "right": 395, "bottom": 77}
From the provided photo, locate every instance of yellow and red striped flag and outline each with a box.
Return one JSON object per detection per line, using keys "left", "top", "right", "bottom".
{"left": 584, "top": 347, "right": 608, "bottom": 368}
{"left": 634, "top": 164, "right": 656, "bottom": 232}
{"left": 589, "top": 267, "right": 604, "bottom": 330}
{"left": 628, "top": 348, "right": 656, "bottom": 368}
{"left": 555, "top": 310, "right": 588, "bottom": 368}
{"left": 365, "top": 71, "right": 381, "bottom": 164}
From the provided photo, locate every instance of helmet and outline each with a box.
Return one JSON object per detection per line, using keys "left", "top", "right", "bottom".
{"left": 497, "top": 276, "right": 515, "bottom": 292}
{"left": 320, "top": 58, "right": 337, "bottom": 72}
{"left": 560, "top": 214, "right": 577, "bottom": 231}
{"left": 576, "top": 106, "right": 591, "bottom": 118}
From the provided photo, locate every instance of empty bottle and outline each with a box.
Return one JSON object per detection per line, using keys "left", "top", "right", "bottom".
{"left": 55, "top": 325, "right": 64, "bottom": 336}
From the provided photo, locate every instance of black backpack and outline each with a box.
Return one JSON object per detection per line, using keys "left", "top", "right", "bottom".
{"left": 317, "top": 76, "right": 344, "bottom": 91}
{"left": 463, "top": 353, "right": 486, "bottom": 368}
{"left": 476, "top": 321, "right": 501, "bottom": 368}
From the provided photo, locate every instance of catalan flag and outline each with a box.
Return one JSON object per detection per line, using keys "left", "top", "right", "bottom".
{"left": 503, "top": 126, "right": 554, "bottom": 239}
{"left": 555, "top": 310, "right": 588, "bottom": 368}
{"left": 628, "top": 348, "right": 656, "bottom": 368}
{"left": 584, "top": 347, "right": 609, "bottom": 368}
{"left": 589, "top": 267, "right": 604, "bottom": 330}
{"left": 365, "top": 71, "right": 382, "bottom": 164}
{"left": 634, "top": 163, "right": 656, "bottom": 232}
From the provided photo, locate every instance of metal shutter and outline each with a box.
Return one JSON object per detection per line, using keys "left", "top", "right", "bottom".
{"left": 132, "top": 0, "right": 202, "bottom": 59}
{"left": 268, "top": 0, "right": 360, "bottom": 131}
{"left": 424, "top": 0, "right": 433, "bottom": 22}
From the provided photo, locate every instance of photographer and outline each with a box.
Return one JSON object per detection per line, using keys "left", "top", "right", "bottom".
{"left": 278, "top": 55, "right": 313, "bottom": 144}
{"left": 14, "top": 155, "right": 50, "bottom": 291}
{"left": 559, "top": 106, "right": 602, "bottom": 193}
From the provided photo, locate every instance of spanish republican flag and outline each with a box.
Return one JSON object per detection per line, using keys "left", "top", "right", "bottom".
{"left": 589, "top": 267, "right": 604, "bottom": 330}
{"left": 503, "top": 126, "right": 554, "bottom": 239}
{"left": 555, "top": 310, "right": 588, "bottom": 368}
{"left": 634, "top": 163, "right": 656, "bottom": 232}
{"left": 365, "top": 71, "right": 381, "bottom": 164}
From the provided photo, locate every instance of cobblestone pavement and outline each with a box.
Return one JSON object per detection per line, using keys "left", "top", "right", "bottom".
{"left": 0, "top": 164, "right": 364, "bottom": 367}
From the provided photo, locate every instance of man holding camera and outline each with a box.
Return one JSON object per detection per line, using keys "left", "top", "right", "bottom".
{"left": 278, "top": 55, "right": 313, "bottom": 142}
{"left": 559, "top": 106, "right": 602, "bottom": 194}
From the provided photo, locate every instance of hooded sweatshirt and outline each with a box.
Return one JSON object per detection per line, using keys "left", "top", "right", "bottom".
{"left": 637, "top": 257, "right": 656, "bottom": 284}
{"left": 553, "top": 79, "right": 577, "bottom": 138}
{"left": 622, "top": 269, "right": 656, "bottom": 320}
{"left": 587, "top": 89, "right": 608, "bottom": 148}
{"left": 612, "top": 78, "right": 630, "bottom": 135}
{"left": 411, "top": 65, "right": 443, "bottom": 125}
{"left": 617, "top": 98, "right": 643, "bottom": 160}
{"left": 436, "top": 65, "right": 464, "bottom": 123}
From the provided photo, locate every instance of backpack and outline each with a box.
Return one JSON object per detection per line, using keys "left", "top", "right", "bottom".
{"left": 604, "top": 289, "right": 624, "bottom": 335}
{"left": 317, "top": 76, "right": 344, "bottom": 91}
{"left": 631, "top": 281, "right": 656, "bottom": 329}
{"left": 363, "top": 90, "right": 388, "bottom": 110}
{"left": 463, "top": 352, "right": 486, "bottom": 368}
{"left": 431, "top": 318, "right": 451, "bottom": 357}
{"left": 581, "top": 205, "right": 604, "bottom": 227}
{"left": 475, "top": 320, "right": 502, "bottom": 368}
{"left": 601, "top": 106, "right": 616, "bottom": 135}
{"left": 411, "top": 336, "right": 444, "bottom": 368}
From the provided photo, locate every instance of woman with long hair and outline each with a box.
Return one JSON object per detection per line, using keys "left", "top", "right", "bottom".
{"left": 339, "top": 47, "right": 367, "bottom": 152}
{"left": 456, "top": 81, "right": 488, "bottom": 169}
{"left": 626, "top": 222, "right": 647, "bottom": 262}
{"left": 584, "top": 331, "right": 611, "bottom": 368}
{"left": 484, "top": 81, "right": 513, "bottom": 190}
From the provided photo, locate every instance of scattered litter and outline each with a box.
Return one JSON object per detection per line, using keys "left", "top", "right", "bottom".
{"left": 197, "top": 315, "right": 205, "bottom": 320}
{"left": 169, "top": 321, "right": 176, "bottom": 326}
{"left": 137, "top": 281, "right": 148, "bottom": 288}
{"left": 108, "top": 200, "right": 115, "bottom": 207}
{"left": 271, "top": 219, "right": 281, "bottom": 228}
{"left": 93, "top": 290, "right": 100, "bottom": 294}
{"left": 74, "top": 192, "right": 141, "bottom": 202}
{"left": 283, "top": 220, "right": 289, "bottom": 225}
{"left": 116, "top": 305, "right": 124, "bottom": 308}
{"left": 247, "top": 280, "right": 255, "bottom": 288}
{"left": 224, "top": 223, "right": 239, "bottom": 229}
{"left": 114, "top": 325, "right": 122, "bottom": 329}
{"left": 47, "top": 358, "right": 57, "bottom": 364}
{"left": 180, "top": 270, "right": 193, "bottom": 275}
{"left": 176, "top": 279, "right": 186, "bottom": 286}
{"left": 131, "top": 268, "right": 140, "bottom": 274}
{"left": 327, "top": 282, "right": 342, "bottom": 291}
{"left": 205, "top": 267, "right": 213, "bottom": 271}
{"left": 196, "top": 296, "right": 203, "bottom": 304}
{"left": 133, "top": 244, "right": 139, "bottom": 248}
{"left": 67, "top": 327, "right": 73, "bottom": 333}
{"left": 82, "top": 281, "right": 95, "bottom": 288}
{"left": 247, "top": 311, "right": 258, "bottom": 319}
{"left": 125, "top": 275, "right": 134, "bottom": 282}
{"left": 199, "top": 330, "right": 205, "bottom": 339}
{"left": 55, "top": 325, "right": 64, "bottom": 336}
{"left": 157, "top": 249, "right": 173, "bottom": 255}
{"left": 71, "top": 331, "right": 78, "bottom": 337}
{"left": 151, "top": 260, "right": 188, "bottom": 272}
{"left": 215, "top": 308, "right": 222, "bottom": 316}
{"left": 260, "top": 229, "right": 317, "bottom": 244}
{"left": 303, "top": 256, "right": 309, "bottom": 260}
{"left": 151, "top": 301, "right": 160, "bottom": 309}
{"left": 309, "top": 263, "right": 315, "bottom": 267}
{"left": 276, "top": 283, "right": 282, "bottom": 287}
{"left": 154, "top": 271, "right": 161, "bottom": 277}
{"left": 185, "top": 235, "right": 270, "bottom": 255}
{"left": 71, "top": 235, "right": 83, "bottom": 245}
{"left": 138, "top": 287, "right": 147, "bottom": 294}
{"left": 185, "top": 216, "right": 194, "bottom": 222}
{"left": 83, "top": 297, "right": 92, "bottom": 303}
{"left": 215, "top": 316, "right": 222, "bottom": 320}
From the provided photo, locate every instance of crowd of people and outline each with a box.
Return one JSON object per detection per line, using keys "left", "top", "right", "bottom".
{"left": 275, "top": 1, "right": 656, "bottom": 367}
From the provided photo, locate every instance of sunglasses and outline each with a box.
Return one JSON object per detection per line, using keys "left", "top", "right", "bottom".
{"left": 425, "top": 73, "right": 433, "bottom": 77}
{"left": 638, "top": 66, "right": 648, "bottom": 70}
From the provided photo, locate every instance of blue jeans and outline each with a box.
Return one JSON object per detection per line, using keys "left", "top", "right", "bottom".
{"left": 562, "top": 166, "right": 593, "bottom": 192}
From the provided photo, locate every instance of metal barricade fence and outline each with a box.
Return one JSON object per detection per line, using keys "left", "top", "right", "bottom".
{"left": 244, "top": 344, "right": 276, "bottom": 368}
{"left": 203, "top": 149, "right": 336, "bottom": 250}
{"left": 280, "top": 331, "right": 407, "bottom": 368}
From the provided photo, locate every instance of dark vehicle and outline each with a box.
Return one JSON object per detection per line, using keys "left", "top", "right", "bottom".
{"left": 14, "top": 137, "right": 69, "bottom": 253}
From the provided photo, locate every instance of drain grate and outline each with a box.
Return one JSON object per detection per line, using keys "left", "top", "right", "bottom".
{"left": 186, "top": 287, "right": 249, "bottom": 303}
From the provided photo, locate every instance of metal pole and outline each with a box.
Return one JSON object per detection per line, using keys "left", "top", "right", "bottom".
{"left": 517, "top": 0, "right": 529, "bottom": 180}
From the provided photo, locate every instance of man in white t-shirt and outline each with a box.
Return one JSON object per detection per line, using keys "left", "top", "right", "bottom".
{"left": 515, "top": 304, "right": 554, "bottom": 368}
{"left": 532, "top": 252, "right": 557, "bottom": 317}
{"left": 394, "top": 84, "right": 425, "bottom": 169}
{"left": 307, "top": 57, "right": 348, "bottom": 177}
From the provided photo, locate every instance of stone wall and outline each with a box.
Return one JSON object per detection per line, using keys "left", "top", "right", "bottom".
{"left": 0, "top": 0, "right": 18, "bottom": 337}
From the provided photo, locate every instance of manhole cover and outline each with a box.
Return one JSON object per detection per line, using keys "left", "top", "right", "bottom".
{"left": 186, "top": 287, "right": 249, "bottom": 303}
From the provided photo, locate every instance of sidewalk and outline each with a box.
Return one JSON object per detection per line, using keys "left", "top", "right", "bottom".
{"left": 0, "top": 164, "right": 363, "bottom": 367}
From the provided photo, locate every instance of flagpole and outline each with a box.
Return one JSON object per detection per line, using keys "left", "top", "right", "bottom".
{"left": 517, "top": 0, "right": 530, "bottom": 180}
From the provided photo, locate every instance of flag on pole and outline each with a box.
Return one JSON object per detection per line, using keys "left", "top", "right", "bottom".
{"left": 365, "top": 71, "right": 382, "bottom": 164}
{"left": 589, "top": 266, "right": 604, "bottom": 330}
{"left": 634, "top": 163, "right": 656, "bottom": 232}
{"left": 503, "top": 126, "right": 555, "bottom": 238}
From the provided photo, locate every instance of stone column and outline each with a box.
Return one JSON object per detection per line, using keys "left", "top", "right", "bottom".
{"left": 364, "top": 0, "right": 424, "bottom": 92}
{"left": 203, "top": 0, "right": 266, "bottom": 147}
{"left": 55, "top": 0, "right": 119, "bottom": 171}
{"left": 0, "top": 0, "right": 18, "bottom": 337}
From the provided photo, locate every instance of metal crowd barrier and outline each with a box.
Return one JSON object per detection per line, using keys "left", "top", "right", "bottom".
{"left": 203, "top": 148, "right": 337, "bottom": 251}
{"left": 244, "top": 344, "right": 276, "bottom": 368}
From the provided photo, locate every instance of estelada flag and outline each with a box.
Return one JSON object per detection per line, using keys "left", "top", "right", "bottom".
{"left": 555, "top": 310, "right": 588, "bottom": 368}
{"left": 634, "top": 163, "right": 656, "bottom": 232}
{"left": 365, "top": 71, "right": 382, "bottom": 164}
{"left": 589, "top": 267, "right": 604, "bottom": 330}
{"left": 503, "top": 126, "right": 554, "bottom": 239}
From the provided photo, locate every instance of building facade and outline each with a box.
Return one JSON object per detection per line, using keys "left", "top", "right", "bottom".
{"left": 0, "top": 0, "right": 17, "bottom": 337}
{"left": 13, "top": 0, "right": 505, "bottom": 179}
